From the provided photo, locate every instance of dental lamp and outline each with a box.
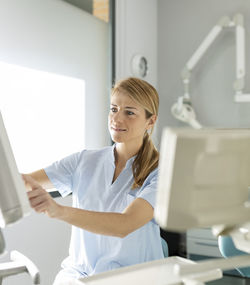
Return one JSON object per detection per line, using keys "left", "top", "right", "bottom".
{"left": 172, "top": 14, "right": 250, "bottom": 128}
{"left": 0, "top": 111, "right": 40, "bottom": 284}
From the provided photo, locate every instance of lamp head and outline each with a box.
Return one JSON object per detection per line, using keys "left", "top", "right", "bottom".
{"left": 171, "top": 97, "right": 202, "bottom": 129}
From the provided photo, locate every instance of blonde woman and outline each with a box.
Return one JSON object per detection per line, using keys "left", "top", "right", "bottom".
{"left": 23, "top": 77, "right": 165, "bottom": 283}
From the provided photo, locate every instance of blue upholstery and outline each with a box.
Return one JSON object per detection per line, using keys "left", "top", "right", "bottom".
{"left": 218, "top": 235, "right": 250, "bottom": 277}
{"left": 161, "top": 237, "right": 169, "bottom": 258}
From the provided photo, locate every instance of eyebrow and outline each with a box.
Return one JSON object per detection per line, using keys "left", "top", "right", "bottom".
{"left": 110, "top": 104, "right": 138, "bottom": 110}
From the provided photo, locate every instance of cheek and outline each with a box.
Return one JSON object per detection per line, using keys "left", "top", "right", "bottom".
{"left": 139, "top": 121, "right": 149, "bottom": 134}
{"left": 130, "top": 120, "right": 146, "bottom": 133}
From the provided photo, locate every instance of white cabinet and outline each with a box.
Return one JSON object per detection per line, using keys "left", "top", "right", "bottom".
{"left": 187, "top": 228, "right": 223, "bottom": 258}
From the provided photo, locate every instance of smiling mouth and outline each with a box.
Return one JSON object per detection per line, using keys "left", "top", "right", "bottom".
{"left": 111, "top": 127, "right": 127, "bottom": 132}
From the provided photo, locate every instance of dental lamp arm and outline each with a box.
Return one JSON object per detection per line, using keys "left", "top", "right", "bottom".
{"left": 235, "top": 14, "right": 245, "bottom": 85}
{"left": 182, "top": 16, "right": 231, "bottom": 97}
{"left": 172, "top": 13, "right": 249, "bottom": 127}
{"left": 172, "top": 16, "right": 231, "bottom": 129}
{"left": 233, "top": 14, "right": 250, "bottom": 102}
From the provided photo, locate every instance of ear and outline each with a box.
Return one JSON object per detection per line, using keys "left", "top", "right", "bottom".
{"left": 146, "top": 115, "right": 157, "bottom": 130}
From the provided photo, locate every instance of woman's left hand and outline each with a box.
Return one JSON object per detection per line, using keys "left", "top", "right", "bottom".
{"left": 22, "top": 175, "right": 63, "bottom": 218}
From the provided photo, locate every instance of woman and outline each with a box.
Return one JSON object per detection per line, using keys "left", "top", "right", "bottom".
{"left": 23, "top": 77, "right": 165, "bottom": 284}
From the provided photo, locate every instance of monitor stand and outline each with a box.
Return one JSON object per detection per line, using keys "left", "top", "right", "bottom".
{"left": 0, "top": 230, "right": 5, "bottom": 256}
{"left": 0, "top": 229, "right": 40, "bottom": 284}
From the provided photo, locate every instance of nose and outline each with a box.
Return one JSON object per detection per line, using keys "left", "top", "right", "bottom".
{"left": 112, "top": 110, "right": 123, "bottom": 123}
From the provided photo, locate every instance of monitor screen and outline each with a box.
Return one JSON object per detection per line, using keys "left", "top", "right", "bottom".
{"left": 0, "top": 111, "right": 30, "bottom": 228}
{"left": 154, "top": 128, "right": 250, "bottom": 232}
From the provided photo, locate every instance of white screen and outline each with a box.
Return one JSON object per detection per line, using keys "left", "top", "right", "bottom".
{"left": 155, "top": 128, "right": 250, "bottom": 231}
{"left": 0, "top": 61, "right": 85, "bottom": 173}
{"left": 0, "top": 112, "right": 30, "bottom": 228}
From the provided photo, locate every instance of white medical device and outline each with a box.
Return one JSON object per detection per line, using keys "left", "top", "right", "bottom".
{"left": 154, "top": 127, "right": 250, "bottom": 280}
{"left": 0, "top": 111, "right": 40, "bottom": 284}
{"left": 0, "top": 112, "right": 30, "bottom": 229}
{"left": 172, "top": 14, "right": 250, "bottom": 128}
{"left": 155, "top": 128, "right": 250, "bottom": 231}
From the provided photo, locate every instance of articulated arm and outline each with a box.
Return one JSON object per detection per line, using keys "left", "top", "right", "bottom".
{"left": 172, "top": 13, "right": 249, "bottom": 128}
{"left": 233, "top": 14, "right": 250, "bottom": 102}
{"left": 181, "top": 16, "right": 231, "bottom": 99}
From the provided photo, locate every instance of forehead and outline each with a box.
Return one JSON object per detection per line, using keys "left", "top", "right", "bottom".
{"left": 111, "top": 91, "right": 140, "bottom": 108}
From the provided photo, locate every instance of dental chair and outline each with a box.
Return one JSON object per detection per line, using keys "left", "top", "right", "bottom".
{"left": 219, "top": 235, "right": 250, "bottom": 278}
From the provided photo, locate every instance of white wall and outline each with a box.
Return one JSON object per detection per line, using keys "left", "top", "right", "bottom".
{"left": 0, "top": 0, "right": 109, "bottom": 149}
{"left": 115, "top": 0, "right": 158, "bottom": 87}
{"left": 0, "top": 0, "right": 109, "bottom": 284}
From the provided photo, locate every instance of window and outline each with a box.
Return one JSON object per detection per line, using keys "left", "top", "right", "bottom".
{"left": 0, "top": 61, "right": 85, "bottom": 174}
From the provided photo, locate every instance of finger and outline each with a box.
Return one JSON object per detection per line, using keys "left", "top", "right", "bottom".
{"left": 22, "top": 174, "right": 41, "bottom": 189}
{"left": 32, "top": 201, "right": 48, "bottom": 214}
{"left": 29, "top": 195, "right": 48, "bottom": 208}
{"left": 27, "top": 188, "right": 46, "bottom": 199}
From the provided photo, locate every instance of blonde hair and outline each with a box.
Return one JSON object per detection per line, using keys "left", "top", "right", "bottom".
{"left": 111, "top": 77, "right": 159, "bottom": 189}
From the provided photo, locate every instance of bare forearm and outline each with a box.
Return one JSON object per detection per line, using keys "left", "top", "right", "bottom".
{"left": 24, "top": 175, "right": 154, "bottom": 238}
{"left": 27, "top": 169, "right": 54, "bottom": 190}
{"left": 56, "top": 206, "right": 131, "bottom": 238}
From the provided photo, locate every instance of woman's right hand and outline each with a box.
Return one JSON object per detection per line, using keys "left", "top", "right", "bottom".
{"left": 22, "top": 174, "right": 63, "bottom": 218}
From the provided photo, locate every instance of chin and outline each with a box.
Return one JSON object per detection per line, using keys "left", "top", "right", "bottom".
{"left": 109, "top": 130, "right": 124, "bottom": 143}
{"left": 111, "top": 136, "right": 124, "bottom": 143}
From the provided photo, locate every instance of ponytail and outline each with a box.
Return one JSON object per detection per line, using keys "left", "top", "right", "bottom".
{"left": 132, "top": 132, "right": 159, "bottom": 189}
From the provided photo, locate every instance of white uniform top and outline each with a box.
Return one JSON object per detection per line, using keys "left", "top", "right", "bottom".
{"left": 45, "top": 144, "right": 164, "bottom": 279}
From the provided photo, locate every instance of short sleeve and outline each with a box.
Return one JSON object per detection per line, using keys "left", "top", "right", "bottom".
{"left": 44, "top": 151, "right": 82, "bottom": 197}
{"left": 137, "top": 169, "right": 158, "bottom": 209}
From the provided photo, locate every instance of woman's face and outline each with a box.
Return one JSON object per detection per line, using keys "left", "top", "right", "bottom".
{"left": 108, "top": 91, "right": 153, "bottom": 146}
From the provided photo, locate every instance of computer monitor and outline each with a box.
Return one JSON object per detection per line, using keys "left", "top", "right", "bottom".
{"left": 0, "top": 111, "right": 30, "bottom": 229}
{"left": 154, "top": 128, "right": 250, "bottom": 232}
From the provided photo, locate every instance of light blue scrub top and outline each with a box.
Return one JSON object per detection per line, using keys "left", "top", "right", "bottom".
{"left": 45, "top": 145, "right": 164, "bottom": 277}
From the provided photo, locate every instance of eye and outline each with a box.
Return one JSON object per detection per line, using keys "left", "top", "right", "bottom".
{"left": 126, "top": 111, "right": 135, "bottom": 115}
{"left": 110, "top": 107, "right": 117, "bottom": 112}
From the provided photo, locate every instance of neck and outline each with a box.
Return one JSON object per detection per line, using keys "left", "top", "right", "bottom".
{"left": 115, "top": 140, "right": 143, "bottom": 165}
